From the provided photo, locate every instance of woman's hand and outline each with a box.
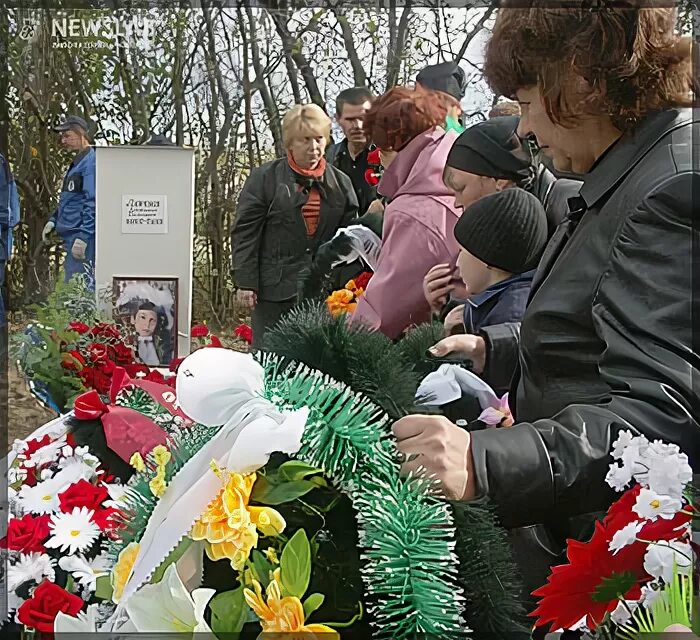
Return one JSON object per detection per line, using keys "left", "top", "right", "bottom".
{"left": 393, "top": 414, "right": 476, "bottom": 501}
{"left": 428, "top": 334, "right": 486, "bottom": 374}
{"left": 423, "top": 264, "right": 457, "bottom": 314}
{"left": 443, "top": 304, "right": 465, "bottom": 335}
{"left": 236, "top": 289, "right": 257, "bottom": 309}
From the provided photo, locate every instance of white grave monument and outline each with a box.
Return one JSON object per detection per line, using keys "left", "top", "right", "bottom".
{"left": 94, "top": 145, "right": 195, "bottom": 363}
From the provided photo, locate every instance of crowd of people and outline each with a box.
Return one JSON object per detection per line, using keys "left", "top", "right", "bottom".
{"left": 230, "top": 4, "right": 699, "bottom": 621}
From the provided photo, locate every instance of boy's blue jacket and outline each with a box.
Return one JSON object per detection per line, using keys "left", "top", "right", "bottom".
{"left": 50, "top": 147, "right": 96, "bottom": 242}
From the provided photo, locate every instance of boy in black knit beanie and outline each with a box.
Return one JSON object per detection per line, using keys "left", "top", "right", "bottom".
{"left": 440, "top": 187, "right": 548, "bottom": 338}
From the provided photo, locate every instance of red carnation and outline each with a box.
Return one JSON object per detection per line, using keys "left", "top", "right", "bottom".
{"left": 144, "top": 369, "right": 166, "bottom": 384}
{"left": 367, "top": 148, "right": 381, "bottom": 165}
{"left": 234, "top": 324, "right": 253, "bottom": 345}
{"left": 68, "top": 321, "right": 90, "bottom": 335}
{"left": 208, "top": 335, "right": 223, "bottom": 348}
{"left": 0, "top": 514, "right": 51, "bottom": 553}
{"left": 112, "top": 342, "right": 135, "bottom": 365}
{"left": 58, "top": 479, "right": 109, "bottom": 513}
{"left": 87, "top": 343, "right": 109, "bottom": 364}
{"left": 123, "top": 363, "right": 150, "bottom": 378}
{"left": 354, "top": 271, "right": 373, "bottom": 291}
{"left": 89, "top": 322, "right": 121, "bottom": 339}
{"left": 17, "top": 579, "right": 83, "bottom": 634}
{"left": 191, "top": 324, "right": 209, "bottom": 338}
{"left": 80, "top": 366, "right": 111, "bottom": 395}
{"left": 531, "top": 521, "right": 648, "bottom": 632}
{"left": 364, "top": 167, "right": 380, "bottom": 187}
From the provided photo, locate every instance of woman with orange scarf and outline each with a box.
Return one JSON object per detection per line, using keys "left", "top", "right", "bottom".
{"left": 231, "top": 104, "right": 358, "bottom": 348}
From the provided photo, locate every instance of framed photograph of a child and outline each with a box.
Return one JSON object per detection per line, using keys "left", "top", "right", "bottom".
{"left": 112, "top": 277, "right": 178, "bottom": 367}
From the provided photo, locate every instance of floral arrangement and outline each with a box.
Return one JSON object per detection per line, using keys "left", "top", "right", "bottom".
{"left": 4, "top": 345, "right": 473, "bottom": 638}
{"left": 531, "top": 430, "right": 697, "bottom": 635}
{"left": 364, "top": 148, "right": 382, "bottom": 186}
{"left": 326, "top": 272, "right": 373, "bottom": 317}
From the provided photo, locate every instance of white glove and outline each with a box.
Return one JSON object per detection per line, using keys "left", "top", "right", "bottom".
{"left": 42, "top": 221, "right": 55, "bottom": 242}
{"left": 71, "top": 238, "right": 87, "bottom": 260}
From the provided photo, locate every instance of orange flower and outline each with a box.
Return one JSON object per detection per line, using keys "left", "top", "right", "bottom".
{"left": 326, "top": 288, "right": 357, "bottom": 317}
{"left": 244, "top": 575, "right": 337, "bottom": 638}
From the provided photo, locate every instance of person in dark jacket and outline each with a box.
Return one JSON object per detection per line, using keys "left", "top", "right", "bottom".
{"left": 393, "top": 3, "right": 698, "bottom": 619}
{"left": 42, "top": 115, "right": 96, "bottom": 287}
{"left": 231, "top": 103, "right": 358, "bottom": 349}
{"left": 441, "top": 188, "right": 547, "bottom": 340}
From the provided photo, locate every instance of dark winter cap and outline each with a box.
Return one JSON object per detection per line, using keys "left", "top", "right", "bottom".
{"left": 446, "top": 116, "right": 534, "bottom": 184}
{"left": 454, "top": 187, "right": 548, "bottom": 274}
{"left": 416, "top": 61, "right": 467, "bottom": 101}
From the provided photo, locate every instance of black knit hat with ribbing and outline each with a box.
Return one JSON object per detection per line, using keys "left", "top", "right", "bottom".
{"left": 454, "top": 187, "right": 548, "bottom": 274}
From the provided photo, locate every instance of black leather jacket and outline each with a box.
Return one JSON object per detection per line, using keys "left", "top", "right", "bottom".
{"left": 471, "top": 109, "right": 700, "bottom": 599}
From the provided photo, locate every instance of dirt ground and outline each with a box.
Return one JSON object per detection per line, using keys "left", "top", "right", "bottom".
{"left": 7, "top": 364, "right": 57, "bottom": 448}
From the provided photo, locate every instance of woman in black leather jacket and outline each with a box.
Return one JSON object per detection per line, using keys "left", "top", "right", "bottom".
{"left": 393, "top": 4, "right": 698, "bottom": 619}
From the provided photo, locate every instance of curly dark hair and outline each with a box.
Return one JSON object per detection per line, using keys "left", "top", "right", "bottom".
{"left": 484, "top": 2, "right": 694, "bottom": 131}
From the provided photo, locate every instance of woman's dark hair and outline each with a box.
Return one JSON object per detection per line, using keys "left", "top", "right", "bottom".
{"left": 484, "top": 3, "right": 694, "bottom": 131}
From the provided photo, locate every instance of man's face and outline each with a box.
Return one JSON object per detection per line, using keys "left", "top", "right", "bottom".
{"left": 337, "top": 101, "right": 371, "bottom": 144}
{"left": 59, "top": 128, "right": 85, "bottom": 152}
{"left": 132, "top": 309, "right": 158, "bottom": 337}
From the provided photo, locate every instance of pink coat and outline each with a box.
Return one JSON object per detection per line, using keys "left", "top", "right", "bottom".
{"left": 352, "top": 127, "right": 462, "bottom": 339}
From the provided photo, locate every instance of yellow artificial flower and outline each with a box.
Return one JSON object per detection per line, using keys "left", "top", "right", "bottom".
{"left": 111, "top": 542, "right": 140, "bottom": 603}
{"left": 129, "top": 452, "right": 145, "bottom": 472}
{"left": 326, "top": 288, "right": 356, "bottom": 317}
{"left": 263, "top": 547, "right": 279, "bottom": 565}
{"left": 151, "top": 445, "right": 172, "bottom": 467}
{"left": 191, "top": 472, "right": 286, "bottom": 571}
{"left": 149, "top": 469, "right": 167, "bottom": 498}
{"left": 244, "top": 577, "right": 337, "bottom": 637}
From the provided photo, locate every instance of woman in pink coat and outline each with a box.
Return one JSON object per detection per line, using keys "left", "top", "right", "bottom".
{"left": 352, "top": 86, "right": 462, "bottom": 339}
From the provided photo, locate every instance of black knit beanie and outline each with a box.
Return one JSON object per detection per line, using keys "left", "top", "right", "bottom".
{"left": 446, "top": 116, "right": 535, "bottom": 185}
{"left": 454, "top": 188, "right": 548, "bottom": 274}
{"left": 416, "top": 61, "right": 467, "bottom": 101}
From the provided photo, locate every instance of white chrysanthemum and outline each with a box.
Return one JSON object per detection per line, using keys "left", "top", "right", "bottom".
{"left": 633, "top": 488, "right": 683, "bottom": 521}
{"left": 609, "top": 520, "right": 644, "bottom": 554}
{"left": 8, "top": 553, "right": 56, "bottom": 590}
{"left": 606, "top": 463, "right": 633, "bottom": 492}
{"left": 45, "top": 507, "right": 100, "bottom": 555}
{"left": 643, "top": 540, "right": 694, "bottom": 584}
{"left": 59, "top": 553, "right": 110, "bottom": 592}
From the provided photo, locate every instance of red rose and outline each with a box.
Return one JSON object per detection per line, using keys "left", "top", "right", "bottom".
{"left": 80, "top": 367, "right": 111, "bottom": 394}
{"left": 89, "top": 323, "right": 121, "bottom": 339}
{"left": 354, "top": 271, "right": 373, "bottom": 291}
{"left": 68, "top": 321, "right": 90, "bottom": 335}
{"left": 112, "top": 342, "right": 135, "bottom": 365}
{"left": 58, "top": 480, "right": 109, "bottom": 513}
{"left": 234, "top": 324, "right": 253, "bottom": 345}
{"left": 87, "top": 343, "right": 109, "bottom": 363}
{"left": 144, "top": 369, "right": 166, "bottom": 384}
{"left": 207, "top": 335, "right": 223, "bottom": 348}
{"left": 168, "top": 357, "right": 185, "bottom": 372}
{"left": 17, "top": 579, "right": 83, "bottom": 633}
{"left": 0, "top": 514, "right": 51, "bottom": 553}
{"left": 123, "top": 363, "right": 150, "bottom": 377}
{"left": 191, "top": 324, "right": 209, "bottom": 338}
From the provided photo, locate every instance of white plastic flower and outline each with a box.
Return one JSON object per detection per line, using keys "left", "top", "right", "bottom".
{"left": 124, "top": 563, "right": 215, "bottom": 634}
{"left": 611, "top": 431, "right": 637, "bottom": 459}
{"left": 45, "top": 507, "right": 101, "bottom": 555}
{"left": 8, "top": 465, "right": 28, "bottom": 485}
{"left": 606, "top": 463, "right": 633, "bottom": 492}
{"left": 8, "top": 553, "right": 56, "bottom": 590}
{"left": 609, "top": 521, "right": 644, "bottom": 554}
{"left": 640, "top": 581, "right": 668, "bottom": 609}
{"left": 644, "top": 453, "right": 693, "bottom": 500}
{"left": 610, "top": 600, "right": 638, "bottom": 625}
{"left": 58, "top": 553, "right": 111, "bottom": 591}
{"left": 22, "top": 436, "right": 67, "bottom": 468}
{"left": 103, "top": 482, "right": 129, "bottom": 508}
{"left": 643, "top": 540, "right": 694, "bottom": 584}
{"left": 633, "top": 488, "right": 683, "bottom": 521}
{"left": 18, "top": 475, "right": 68, "bottom": 514}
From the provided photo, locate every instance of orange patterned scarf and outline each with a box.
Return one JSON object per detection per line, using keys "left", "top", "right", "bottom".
{"left": 288, "top": 152, "right": 326, "bottom": 237}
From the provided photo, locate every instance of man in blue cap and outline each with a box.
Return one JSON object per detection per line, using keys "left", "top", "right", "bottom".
{"left": 43, "top": 114, "right": 96, "bottom": 287}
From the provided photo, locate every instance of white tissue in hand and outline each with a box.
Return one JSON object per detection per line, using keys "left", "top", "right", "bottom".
{"left": 416, "top": 364, "right": 500, "bottom": 410}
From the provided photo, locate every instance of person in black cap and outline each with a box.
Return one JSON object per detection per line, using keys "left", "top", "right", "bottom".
{"left": 416, "top": 60, "right": 467, "bottom": 125}
{"left": 43, "top": 114, "right": 96, "bottom": 287}
{"left": 440, "top": 188, "right": 547, "bottom": 351}
{"left": 423, "top": 115, "right": 581, "bottom": 317}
